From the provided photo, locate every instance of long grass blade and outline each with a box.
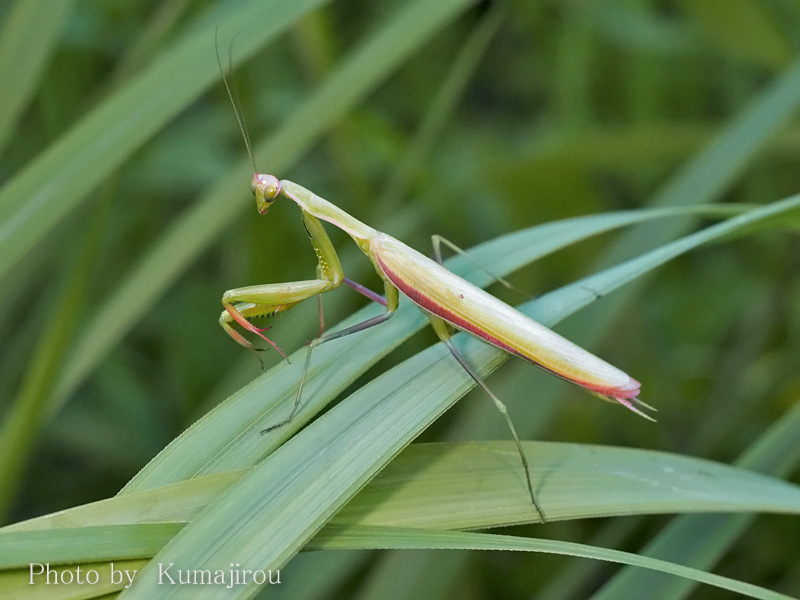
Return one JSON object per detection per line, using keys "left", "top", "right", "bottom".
{"left": 119, "top": 196, "right": 800, "bottom": 599}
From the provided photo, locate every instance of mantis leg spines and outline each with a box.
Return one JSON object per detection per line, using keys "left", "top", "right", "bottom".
{"left": 316, "top": 294, "right": 325, "bottom": 338}
{"left": 221, "top": 303, "right": 290, "bottom": 361}
{"left": 221, "top": 169, "right": 643, "bottom": 511}
{"left": 220, "top": 278, "right": 341, "bottom": 357}
{"left": 303, "top": 211, "right": 344, "bottom": 286}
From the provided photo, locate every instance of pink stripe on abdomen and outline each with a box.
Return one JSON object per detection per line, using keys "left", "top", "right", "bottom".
{"left": 376, "top": 255, "right": 639, "bottom": 400}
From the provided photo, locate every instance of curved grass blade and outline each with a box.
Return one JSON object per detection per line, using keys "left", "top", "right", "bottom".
{"left": 3, "top": 440, "right": 799, "bottom": 565}
{"left": 328, "top": 441, "right": 800, "bottom": 529}
{"left": 592, "top": 401, "right": 800, "bottom": 600}
{"left": 0, "top": 524, "right": 182, "bottom": 569}
{"left": 601, "top": 56, "right": 800, "bottom": 269}
{"left": 1, "top": 471, "right": 244, "bottom": 534}
{"left": 537, "top": 195, "right": 800, "bottom": 325}
{"left": 0, "top": 522, "right": 790, "bottom": 600}
{"left": 119, "top": 196, "right": 800, "bottom": 599}
{"left": 310, "top": 526, "right": 794, "bottom": 600}
{"left": 0, "top": 200, "right": 795, "bottom": 599}
{"left": 0, "top": 559, "right": 146, "bottom": 600}
{"left": 505, "top": 49, "right": 800, "bottom": 600}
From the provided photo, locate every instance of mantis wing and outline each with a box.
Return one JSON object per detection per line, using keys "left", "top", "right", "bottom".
{"left": 372, "top": 233, "right": 643, "bottom": 410}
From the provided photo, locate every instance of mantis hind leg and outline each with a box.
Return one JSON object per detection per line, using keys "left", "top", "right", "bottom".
{"left": 431, "top": 235, "right": 532, "bottom": 299}
{"left": 427, "top": 314, "right": 546, "bottom": 522}
{"left": 315, "top": 279, "right": 387, "bottom": 339}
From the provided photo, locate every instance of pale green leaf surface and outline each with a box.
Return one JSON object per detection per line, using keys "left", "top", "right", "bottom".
{"left": 592, "top": 401, "right": 800, "bottom": 600}
{"left": 258, "top": 550, "right": 370, "bottom": 600}
{"left": 0, "top": 560, "right": 145, "bottom": 600}
{"left": 1, "top": 523, "right": 791, "bottom": 600}
{"left": 2, "top": 442, "right": 799, "bottom": 569}
{"left": 526, "top": 49, "right": 800, "bottom": 600}
{"left": 0, "top": 525, "right": 182, "bottom": 568}
{"left": 343, "top": 49, "right": 800, "bottom": 599}
{"left": 2, "top": 472, "right": 244, "bottom": 534}
{"left": 330, "top": 442, "right": 800, "bottom": 529}
{"left": 0, "top": 198, "right": 795, "bottom": 599}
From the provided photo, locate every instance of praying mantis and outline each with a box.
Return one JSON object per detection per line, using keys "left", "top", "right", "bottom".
{"left": 217, "top": 62, "right": 647, "bottom": 523}
{"left": 219, "top": 175, "right": 650, "bottom": 520}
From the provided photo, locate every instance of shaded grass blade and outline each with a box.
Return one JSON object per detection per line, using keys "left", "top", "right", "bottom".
{"left": 0, "top": 0, "right": 329, "bottom": 283}
{"left": 4, "top": 441, "right": 800, "bottom": 558}
{"left": 0, "top": 0, "right": 74, "bottom": 150}
{"left": 310, "top": 526, "right": 794, "bottom": 600}
{"left": 2, "top": 522, "right": 791, "bottom": 600}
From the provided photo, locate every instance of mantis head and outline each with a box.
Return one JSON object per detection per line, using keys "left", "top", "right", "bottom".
{"left": 251, "top": 173, "right": 282, "bottom": 214}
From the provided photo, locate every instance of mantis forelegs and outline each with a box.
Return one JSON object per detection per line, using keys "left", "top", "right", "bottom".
{"left": 427, "top": 314, "right": 545, "bottom": 522}
{"left": 223, "top": 207, "right": 402, "bottom": 433}
{"left": 220, "top": 210, "right": 344, "bottom": 355}
{"left": 220, "top": 279, "right": 339, "bottom": 357}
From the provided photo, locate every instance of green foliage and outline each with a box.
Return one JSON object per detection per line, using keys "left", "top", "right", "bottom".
{"left": 0, "top": 1, "right": 799, "bottom": 599}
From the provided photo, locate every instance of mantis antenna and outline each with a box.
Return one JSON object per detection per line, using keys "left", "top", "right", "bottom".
{"left": 215, "top": 28, "right": 258, "bottom": 176}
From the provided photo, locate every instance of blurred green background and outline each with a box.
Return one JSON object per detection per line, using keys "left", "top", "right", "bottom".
{"left": 0, "top": 0, "right": 799, "bottom": 598}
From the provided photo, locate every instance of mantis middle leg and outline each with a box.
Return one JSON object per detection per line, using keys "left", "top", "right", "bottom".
{"left": 262, "top": 279, "right": 399, "bottom": 433}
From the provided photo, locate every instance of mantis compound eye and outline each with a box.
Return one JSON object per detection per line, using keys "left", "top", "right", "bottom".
{"left": 253, "top": 174, "right": 281, "bottom": 214}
